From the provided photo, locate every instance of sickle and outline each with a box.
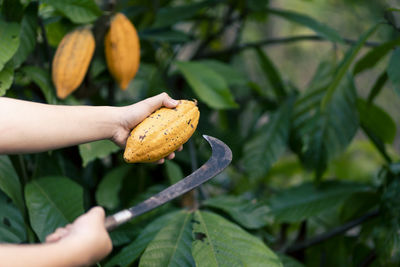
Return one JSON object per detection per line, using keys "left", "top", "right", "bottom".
{"left": 105, "top": 135, "right": 232, "bottom": 231}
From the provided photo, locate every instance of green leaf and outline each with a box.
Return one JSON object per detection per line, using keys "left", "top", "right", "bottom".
{"left": 22, "top": 66, "right": 57, "bottom": 104}
{"left": 0, "top": 66, "right": 14, "bottom": 96}
{"left": 321, "top": 23, "right": 380, "bottom": 109}
{"left": 0, "top": 20, "right": 20, "bottom": 71}
{"left": 176, "top": 61, "right": 238, "bottom": 109}
{"left": 373, "top": 223, "right": 400, "bottom": 265}
{"left": 353, "top": 37, "right": 400, "bottom": 75}
{"left": 42, "top": 0, "right": 102, "bottom": 24}
{"left": 25, "top": 176, "right": 84, "bottom": 242}
{"left": 96, "top": 165, "right": 131, "bottom": 210}
{"left": 104, "top": 211, "right": 180, "bottom": 267}
{"left": 153, "top": 1, "right": 211, "bottom": 28}
{"left": 255, "top": 47, "right": 287, "bottom": 99}
{"left": 0, "top": 155, "right": 24, "bottom": 214}
{"left": 357, "top": 98, "right": 396, "bottom": 144}
{"left": 307, "top": 59, "right": 336, "bottom": 91}
{"left": 139, "top": 211, "right": 195, "bottom": 267}
{"left": 203, "top": 195, "right": 271, "bottom": 229}
{"left": 140, "top": 29, "right": 191, "bottom": 43}
{"left": 339, "top": 191, "right": 379, "bottom": 222}
{"left": 192, "top": 210, "right": 283, "bottom": 267}
{"left": 164, "top": 160, "right": 184, "bottom": 185}
{"left": 293, "top": 75, "right": 359, "bottom": 178}
{"left": 242, "top": 97, "right": 294, "bottom": 179}
{"left": 45, "top": 19, "right": 72, "bottom": 47}
{"left": 367, "top": 71, "right": 388, "bottom": 103}
{"left": 197, "top": 60, "right": 248, "bottom": 87}
{"left": 78, "top": 140, "right": 120, "bottom": 167}
{"left": 267, "top": 8, "right": 343, "bottom": 43}
{"left": 277, "top": 253, "right": 305, "bottom": 267}
{"left": 0, "top": 191, "right": 26, "bottom": 243}
{"left": 12, "top": 2, "right": 38, "bottom": 68}
{"left": 269, "top": 181, "right": 370, "bottom": 223}
{"left": 387, "top": 47, "right": 400, "bottom": 97}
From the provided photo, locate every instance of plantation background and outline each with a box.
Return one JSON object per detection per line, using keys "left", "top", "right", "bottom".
{"left": 1, "top": 0, "right": 400, "bottom": 266}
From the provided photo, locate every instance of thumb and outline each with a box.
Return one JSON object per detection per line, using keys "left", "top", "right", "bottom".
{"left": 74, "top": 206, "right": 106, "bottom": 226}
{"left": 139, "top": 93, "right": 179, "bottom": 115}
{"left": 86, "top": 206, "right": 106, "bottom": 221}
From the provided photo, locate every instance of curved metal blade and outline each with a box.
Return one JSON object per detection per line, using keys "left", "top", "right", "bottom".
{"left": 105, "top": 135, "right": 232, "bottom": 231}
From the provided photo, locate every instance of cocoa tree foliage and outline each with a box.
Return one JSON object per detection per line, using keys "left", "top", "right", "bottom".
{"left": 1, "top": 0, "right": 400, "bottom": 266}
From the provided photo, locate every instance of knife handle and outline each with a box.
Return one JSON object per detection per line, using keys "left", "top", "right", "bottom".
{"left": 105, "top": 209, "right": 133, "bottom": 231}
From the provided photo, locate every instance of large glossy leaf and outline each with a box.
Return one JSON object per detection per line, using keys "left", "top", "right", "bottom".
{"left": 197, "top": 60, "right": 248, "bottom": 87}
{"left": 25, "top": 176, "right": 84, "bottom": 242}
{"left": 96, "top": 165, "right": 131, "bottom": 210}
{"left": 387, "top": 47, "right": 400, "bottom": 97}
{"left": 353, "top": 37, "right": 400, "bottom": 75}
{"left": 42, "top": 0, "right": 102, "bottom": 24}
{"left": 357, "top": 98, "right": 396, "bottom": 144}
{"left": 293, "top": 75, "right": 359, "bottom": 178}
{"left": 0, "top": 20, "right": 20, "bottom": 71}
{"left": 255, "top": 47, "right": 287, "bottom": 99}
{"left": 0, "top": 155, "right": 24, "bottom": 214}
{"left": 242, "top": 97, "right": 294, "bottom": 179}
{"left": 203, "top": 195, "right": 271, "bottom": 229}
{"left": 267, "top": 8, "right": 343, "bottom": 43}
{"left": 79, "top": 140, "right": 120, "bottom": 167}
{"left": 0, "top": 66, "right": 14, "bottom": 97}
{"left": 269, "top": 181, "right": 370, "bottom": 223}
{"left": 321, "top": 23, "right": 380, "bottom": 109}
{"left": 12, "top": 2, "right": 38, "bottom": 68}
{"left": 104, "top": 211, "right": 180, "bottom": 267}
{"left": 0, "top": 191, "right": 26, "bottom": 243}
{"left": 139, "top": 211, "right": 195, "bottom": 266}
{"left": 22, "top": 66, "right": 57, "bottom": 104}
{"left": 176, "top": 61, "right": 238, "bottom": 109}
{"left": 192, "top": 210, "right": 283, "bottom": 267}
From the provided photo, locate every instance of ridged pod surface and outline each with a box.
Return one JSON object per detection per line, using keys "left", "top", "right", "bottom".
{"left": 124, "top": 100, "right": 200, "bottom": 163}
{"left": 105, "top": 12, "right": 140, "bottom": 90}
{"left": 52, "top": 27, "right": 95, "bottom": 99}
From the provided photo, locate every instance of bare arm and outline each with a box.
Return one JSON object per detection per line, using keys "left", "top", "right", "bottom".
{"left": 0, "top": 93, "right": 179, "bottom": 156}
{"left": 0, "top": 207, "right": 112, "bottom": 267}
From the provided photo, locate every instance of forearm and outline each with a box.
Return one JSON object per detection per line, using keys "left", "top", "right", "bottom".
{"left": 0, "top": 97, "right": 119, "bottom": 154}
{"left": 0, "top": 242, "right": 92, "bottom": 267}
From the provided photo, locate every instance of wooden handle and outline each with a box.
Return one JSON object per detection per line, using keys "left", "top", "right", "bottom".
{"left": 105, "top": 216, "right": 118, "bottom": 231}
{"left": 105, "top": 209, "right": 133, "bottom": 231}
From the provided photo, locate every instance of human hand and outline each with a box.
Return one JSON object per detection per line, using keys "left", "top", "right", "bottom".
{"left": 46, "top": 207, "right": 112, "bottom": 267}
{"left": 111, "top": 92, "right": 183, "bottom": 163}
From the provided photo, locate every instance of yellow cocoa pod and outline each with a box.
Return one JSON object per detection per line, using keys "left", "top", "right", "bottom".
{"left": 52, "top": 27, "right": 95, "bottom": 99}
{"left": 105, "top": 12, "right": 140, "bottom": 90}
{"left": 124, "top": 100, "right": 200, "bottom": 163}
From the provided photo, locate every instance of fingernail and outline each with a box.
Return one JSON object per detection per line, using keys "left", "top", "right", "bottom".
{"left": 169, "top": 99, "right": 179, "bottom": 106}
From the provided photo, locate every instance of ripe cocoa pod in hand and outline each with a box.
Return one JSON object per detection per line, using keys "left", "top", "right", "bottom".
{"left": 124, "top": 100, "right": 200, "bottom": 163}
{"left": 52, "top": 27, "right": 95, "bottom": 99}
{"left": 104, "top": 12, "right": 140, "bottom": 90}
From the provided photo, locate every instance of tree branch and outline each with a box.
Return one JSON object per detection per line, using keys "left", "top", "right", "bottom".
{"left": 282, "top": 209, "right": 380, "bottom": 254}
{"left": 199, "top": 35, "right": 381, "bottom": 58}
{"left": 192, "top": 5, "right": 237, "bottom": 59}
